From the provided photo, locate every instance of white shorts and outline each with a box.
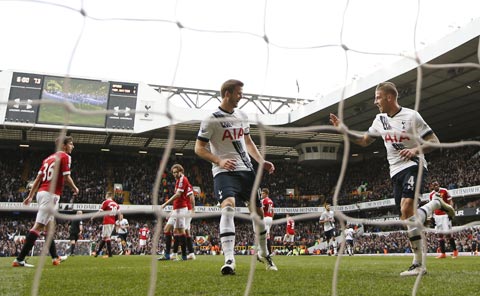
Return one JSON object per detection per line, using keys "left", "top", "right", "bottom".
{"left": 166, "top": 207, "right": 188, "bottom": 229}
{"left": 139, "top": 239, "right": 147, "bottom": 247}
{"left": 434, "top": 214, "right": 452, "bottom": 232}
{"left": 166, "top": 212, "right": 175, "bottom": 227}
{"left": 35, "top": 191, "right": 59, "bottom": 225}
{"left": 284, "top": 233, "right": 295, "bottom": 243}
{"left": 185, "top": 210, "right": 193, "bottom": 231}
{"left": 264, "top": 217, "right": 273, "bottom": 237}
{"left": 102, "top": 224, "right": 115, "bottom": 239}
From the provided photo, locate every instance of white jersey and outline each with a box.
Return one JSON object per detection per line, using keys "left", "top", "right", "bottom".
{"left": 116, "top": 218, "right": 129, "bottom": 234}
{"left": 320, "top": 210, "right": 335, "bottom": 231}
{"left": 197, "top": 107, "right": 253, "bottom": 177}
{"left": 345, "top": 228, "right": 355, "bottom": 241}
{"left": 368, "top": 107, "right": 432, "bottom": 177}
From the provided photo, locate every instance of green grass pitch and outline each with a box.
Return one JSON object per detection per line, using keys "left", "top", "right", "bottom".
{"left": 1, "top": 255, "right": 479, "bottom": 296}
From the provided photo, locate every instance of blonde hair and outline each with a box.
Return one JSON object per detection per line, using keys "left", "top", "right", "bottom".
{"left": 376, "top": 82, "right": 398, "bottom": 98}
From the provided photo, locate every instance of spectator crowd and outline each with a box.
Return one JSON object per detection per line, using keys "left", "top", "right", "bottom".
{"left": 1, "top": 216, "right": 479, "bottom": 258}
{"left": 1, "top": 145, "right": 479, "bottom": 208}
{"left": 0, "top": 144, "right": 479, "bottom": 258}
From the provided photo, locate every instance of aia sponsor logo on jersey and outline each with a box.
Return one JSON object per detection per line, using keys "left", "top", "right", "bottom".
{"left": 384, "top": 131, "right": 410, "bottom": 143}
{"left": 222, "top": 128, "right": 244, "bottom": 141}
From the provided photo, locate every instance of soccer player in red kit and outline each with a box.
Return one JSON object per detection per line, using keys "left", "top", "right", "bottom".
{"left": 91, "top": 192, "right": 120, "bottom": 258}
{"left": 429, "top": 181, "right": 458, "bottom": 259}
{"left": 158, "top": 164, "right": 194, "bottom": 261}
{"left": 185, "top": 191, "right": 196, "bottom": 260}
{"left": 284, "top": 214, "right": 295, "bottom": 253}
{"left": 13, "top": 136, "right": 79, "bottom": 267}
{"left": 138, "top": 224, "right": 150, "bottom": 255}
{"left": 261, "top": 188, "right": 274, "bottom": 255}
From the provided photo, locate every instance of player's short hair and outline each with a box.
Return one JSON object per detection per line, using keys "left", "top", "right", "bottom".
{"left": 432, "top": 180, "right": 439, "bottom": 186}
{"left": 55, "top": 136, "right": 73, "bottom": 147}
{"left": 221, "top": 79, "right": 244, "bottom": 98}
{"left": 376, "top": 82, "right": 398, "bottom": 99}
{"left": 171, "top": 164, "right": 184, "bottom": 173}
{"left": 261, "top": 188, "right": 269, "bottom": 195}
{"left": 106, "top": 191, "right": 114, "bottom": 199}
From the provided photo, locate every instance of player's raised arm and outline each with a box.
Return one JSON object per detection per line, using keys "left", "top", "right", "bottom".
{"left": 329, "top": 113, "right": 375, "bottom": 147}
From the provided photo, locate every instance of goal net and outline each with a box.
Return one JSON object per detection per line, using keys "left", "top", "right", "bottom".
{"left": 0, "top": 1, "right": 479, "bottom": 296}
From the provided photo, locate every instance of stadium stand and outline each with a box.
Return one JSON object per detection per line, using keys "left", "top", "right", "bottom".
{"left": 1, "top": 144, "right": 479, "bottom": 257}
{"left": 1, "top": 145, "right": 478, "bottom": 207}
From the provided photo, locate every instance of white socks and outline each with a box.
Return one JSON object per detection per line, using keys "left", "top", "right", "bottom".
{"left": 417, "top": 198, "right": 441, "bottom": 223}
{"left": 220, "top": 206, "right": 235, "bottom": 263}
{"left": 406, "top": 216, "right": 422, "bottom": 265}
{"left": 252, "top": 218, "right": 268, "bottom": 257}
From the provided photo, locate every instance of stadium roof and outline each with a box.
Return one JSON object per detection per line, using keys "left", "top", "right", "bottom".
{"left": 0, "top": 19, "right": 479, "bottom": 160}
{"left": 148, "top": 35, "right": 480, "bottom": 159}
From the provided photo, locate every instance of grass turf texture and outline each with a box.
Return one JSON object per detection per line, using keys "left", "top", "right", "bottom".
{"left": 1, "top": 255, "right": 479, "bottom": 296}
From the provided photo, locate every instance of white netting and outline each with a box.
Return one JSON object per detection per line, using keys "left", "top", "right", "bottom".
{"left": 0, "top": 1, "right": 480, "bottom": 296}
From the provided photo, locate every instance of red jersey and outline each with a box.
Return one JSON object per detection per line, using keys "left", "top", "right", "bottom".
{"left": 139, "top": 227, "right": 150, "bottom": 240}
{"left": 37, "top": 151, "right": 71, "bottom": 195}
{"left": 262, "top": 197, "right": 274, "bottom": 218}
{"left": 286, "top": 217, "right": 295, "bottom": 235}
{"left": 429, "top": 188, "right": 452, "bottom": 216}
{"left": 172, "top": 175, "right": 193, "bottom": 209}
{"left": 101, "top": 199, "right": 119, "bottom": 225}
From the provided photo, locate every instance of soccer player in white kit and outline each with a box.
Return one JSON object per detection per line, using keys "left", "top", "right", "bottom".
{"left": 195, "top": 79, "right": 277, "bottom": 275}
{"left": 330, "top": 82, "right": 455, "bottom": 276}
{"left": 319, "top": 203, "right": 336, "bottom": 255}
{"left": 116, "top": 214, "right": 129, "bottom": 255}
{"left": 345, "top": 225, "right": 355, "bottom": 256}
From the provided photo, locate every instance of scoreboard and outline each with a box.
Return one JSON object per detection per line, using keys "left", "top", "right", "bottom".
{"left": 0, "top": 70, "right": 211, "bottom": 135}
{"left": 4, "top": 72, "right": 138, "bottom": 130}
